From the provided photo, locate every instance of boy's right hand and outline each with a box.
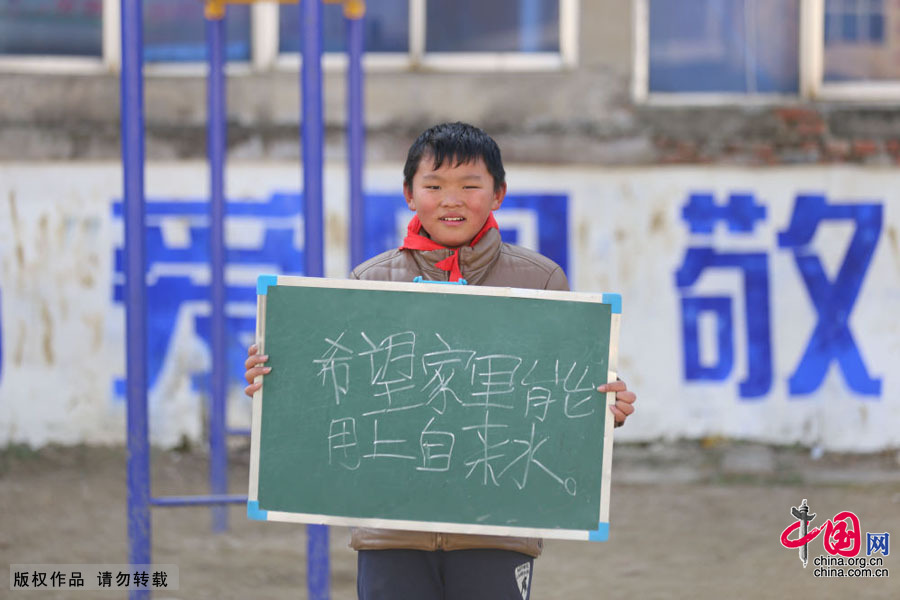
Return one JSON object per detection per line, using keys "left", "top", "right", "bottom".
{"left": 244, "top": 343, "right": 271, "bottom": 398}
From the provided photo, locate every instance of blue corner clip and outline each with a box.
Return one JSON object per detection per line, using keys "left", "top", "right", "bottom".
{"left": 589, "top": 522, "right": 610, "bottom": 542}
{"left": 601, "top": 293, "right": 622, "bottom": 314}
{"left": 257, "top": 274, "right": 278, "bottom": 295}
{"left": 247, "top": 500, "right": 268, "bottom": 521}
{"left": 413, "top": 276, "right": 468, "bottom": 285}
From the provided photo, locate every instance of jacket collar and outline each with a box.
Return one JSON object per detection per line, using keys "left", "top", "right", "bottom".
{"left": 406, "top": 227, "right": 503, "bottom": 286}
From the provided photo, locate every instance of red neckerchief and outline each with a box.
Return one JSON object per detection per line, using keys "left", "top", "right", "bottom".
{"left": 400, "top": 213, "right": 499, "bottom": 282}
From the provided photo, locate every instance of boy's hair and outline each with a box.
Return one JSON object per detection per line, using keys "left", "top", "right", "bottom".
{"left": 403, "top": 122, "right": 506, "bottom": 192}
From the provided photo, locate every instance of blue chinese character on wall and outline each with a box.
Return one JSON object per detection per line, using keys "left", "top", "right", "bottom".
{"left": 675, "top": 193, "right": 772, "bottom": 399}
{"left": 111, "top": 192, "right": 305, "bottom": 399}
{"left": 675, "top": 191, "right": 883, "bottom": 399}
{"left": 778, "top": 195, "right": 882, "bottom": 396}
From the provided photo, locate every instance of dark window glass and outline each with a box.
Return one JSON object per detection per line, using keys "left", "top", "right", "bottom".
{"left": 144, "top": 0, "right": 250, "bottom": 62}
{"left": 280, "top": 0, "right": 409, "bottom": 53}
{"left": 0, "top": 0, "right": 102, "bottom": 56}
{"left": 648, "top": 0, "right": 800, "bottom": 94}
{"left": 426, "top": 0, "right": 559, "bottom": 52}
{"left": 824, "top": 0, "right": 898, "bottom": 81}
{"left": 868, "top": 14, "right": 884, "bottom": 41}
{"left": 842, "top": 13, "right": 859, "bottom": 41}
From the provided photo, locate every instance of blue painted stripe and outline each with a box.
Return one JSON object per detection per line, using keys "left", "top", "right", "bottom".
{"left": 247, "top": 500, "right": 268, "bottom": 520}
{"left": 412, "top": 276, "right": 468, "bottom": 285}
{"left": 257, "top": 274, "right": 278, "bottom": 295}
{"left": 602, "top": 293, "right": 622, "bottom": 314}
{"left": 589, "top": 522, "right": 609, "bottom": 542}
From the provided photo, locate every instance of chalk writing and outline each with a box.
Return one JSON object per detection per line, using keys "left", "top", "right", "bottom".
{"left": 463, "top": 410, "right": 510, "bottom": 486}
{"left": 312, "top": 330, "right": 601, "bottom": 495}
{"left": 417, "top": 417, "right": 455, "bottom": 472}
{"left": 314, "top": 332, "right": 353, "bottom": 405}
{"left": 328, "top": 417, "right": 360, "bottom": 470}
{"left": 420, "top": 334, "right": 476, "bottom": 415}
{"left": 363, "top": 419, "right": 415, "bottom": 461}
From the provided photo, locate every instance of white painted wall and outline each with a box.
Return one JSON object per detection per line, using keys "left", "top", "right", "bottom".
{"left": 0, "top": 162, "right": 897, "bottom": 451}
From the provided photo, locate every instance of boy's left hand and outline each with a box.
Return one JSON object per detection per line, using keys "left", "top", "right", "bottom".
{"left": 598, "top": 380, "right": 636, "bottom": 427}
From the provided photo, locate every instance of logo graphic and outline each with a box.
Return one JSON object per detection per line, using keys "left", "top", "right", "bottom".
{"left": 514, "top": 562, "right": 530, "bottom": 599}
{"left": 783, "top": 498, "right": 817, "bottom": 567}
{"left": 780, "top": 498, "right": 891, "bottom": 578}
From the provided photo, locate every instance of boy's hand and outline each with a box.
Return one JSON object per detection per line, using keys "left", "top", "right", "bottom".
{"left": 244, "top": 343, "right": 271, "bottom": 398}
{"left": 598, "top": 379, "right": 636, "bottom": 428}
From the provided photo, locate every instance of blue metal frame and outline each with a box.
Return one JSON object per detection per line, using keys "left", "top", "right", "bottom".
{"left": 121, "top": 1, "right": 151, "bottom": 599}
{"left": 302, "top": 4, "right": 331, "bottom": 598}
{"left": 207, "top": 13, "right": 230, "bottom": 535}
{"left": 123, "top": 2, "right": 369, "bottom": 598}
{"left": 303, "top": 0, "right": 325, "bottom": 280}
{"left": 348, "top": 11, "right": 366, "bottom": 269}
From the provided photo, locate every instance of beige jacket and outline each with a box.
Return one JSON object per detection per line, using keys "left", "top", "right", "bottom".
{"left": 348, "top": 228, "right": 569, "bottom": 558}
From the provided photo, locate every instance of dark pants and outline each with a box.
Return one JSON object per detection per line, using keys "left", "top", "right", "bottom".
{"left": 357, "top": 549, "right": 534, "bottom": 600}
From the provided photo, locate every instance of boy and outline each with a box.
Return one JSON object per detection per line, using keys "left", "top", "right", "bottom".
{"left": 245, "top": 122, "right": 636, "bottom": 599}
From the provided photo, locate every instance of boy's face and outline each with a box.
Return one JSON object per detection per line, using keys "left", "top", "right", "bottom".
{"left": 404, "top": 155, "right": 506, "bottom": 248}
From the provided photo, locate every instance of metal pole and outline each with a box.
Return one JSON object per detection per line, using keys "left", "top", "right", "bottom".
{"left": 121, "top": 0, "right": 151, "bottom": 598}
{"left": 303, "top": 0, "right": 325, "bottom": 279}
{"left": 347, "top": 5, "right": 366, "bottom": 269}
{"left": 301, "top": 2, "right": 329, "bottom": 599}
{"left": 206, "top": 11, "right": 229, "bottom": 534}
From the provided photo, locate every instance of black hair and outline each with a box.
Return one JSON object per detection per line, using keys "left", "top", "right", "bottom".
{"left": 403, "top": 122, "right": 506, "bottom": 192}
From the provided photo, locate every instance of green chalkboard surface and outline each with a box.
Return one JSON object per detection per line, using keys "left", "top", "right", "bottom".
{"left": 248, "top": 276, "right": 621, "bottom": 541}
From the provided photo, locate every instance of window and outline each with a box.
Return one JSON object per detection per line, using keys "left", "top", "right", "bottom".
{"left": 426, "top": 0, "right": 560, "bottom": 53}
{"left": 0, "top": 0, "right": 102, "bottom": 57}
{"left": 824, "top": 0, "right": 900, "bottom": 82}
{"left": 0, "top": 0, "right": 576, "bottom": 73}
{"left": 279, "top": 0, "right": 409, "bottom": 54}
{"left": 635, "top": 0, "right": 900, "bottom": 101}
{"left": 144, "top": 0, "right": 250, "bottom": 63}
{"left": 274, "top": 0, "right": 577, "bottom": 71}
{"left": 646, "top": 0, "right": 800, "bottom": 94}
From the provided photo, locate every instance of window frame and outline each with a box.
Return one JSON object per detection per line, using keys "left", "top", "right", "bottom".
{"left": 0, "top": 0, "right": 577, "bottom": 75}
{"left": 271, "top": 0, "right": 579, "bottom": 73}
{"left": 633, "top": 0, "right": 900, "bottom": 104}
{"left": 0, "top": 0, "right": 119, "bottom": 74}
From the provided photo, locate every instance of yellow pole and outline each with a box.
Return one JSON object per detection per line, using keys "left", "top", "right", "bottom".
{"left": 206, "top": 0, "right": 362, "bottom": 19}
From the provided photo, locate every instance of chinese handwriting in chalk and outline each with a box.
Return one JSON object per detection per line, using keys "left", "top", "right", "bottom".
{"left": 470, "top": 355, "right": 522, "bottom": 409}
{"left": 463, "top": 410, "right": 510, "bottom": 486}
{"left": 418, "top": 417, "right": 455, "bottom": 472}
{"left": 314, "top": 332, "right": 354, "bottom": 405}
{"left": 312, "top": 330, "right": 604, "bottom": 495}
{"left": 498, "top": 422, "right": 576, "bottom": 496}
{"left": 421, "top": 334, "right": 476, "bottom": 414}
{"left": 363, "top": 419, "right": 416, "bottom": 461}
{"left": 328, "top": 417, "right": 360, "bottom": 470}
{"left": 360, "top": 331, "right": 417, "bottom": 411}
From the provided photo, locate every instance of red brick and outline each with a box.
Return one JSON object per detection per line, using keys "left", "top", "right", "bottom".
{"left": 852, "top": 139, "right": 880, "bottom": 158}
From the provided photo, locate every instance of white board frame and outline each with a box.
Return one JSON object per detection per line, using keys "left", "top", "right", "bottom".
{"left": 247, "top": 275, "right": 621, "bottom": 542}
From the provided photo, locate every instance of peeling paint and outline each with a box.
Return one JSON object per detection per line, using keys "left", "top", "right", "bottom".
{"left": 649, "top": 209, "right": 666, "bottom": 234}
{"left": 41, "top": 302, "right": 54, "bottom": 366}
{"left": 888, "top": 225, "right": 899, "bottom": 267}
{"left": 14, "top": 320, "right": 24, "bottom": 367}
{"left": 9, "top": 191, "right": 24, "bottom": 269}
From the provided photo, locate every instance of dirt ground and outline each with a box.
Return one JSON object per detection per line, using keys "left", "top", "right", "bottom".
{"left": 1, "top": 441, "right": 898, "bottom": 600}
